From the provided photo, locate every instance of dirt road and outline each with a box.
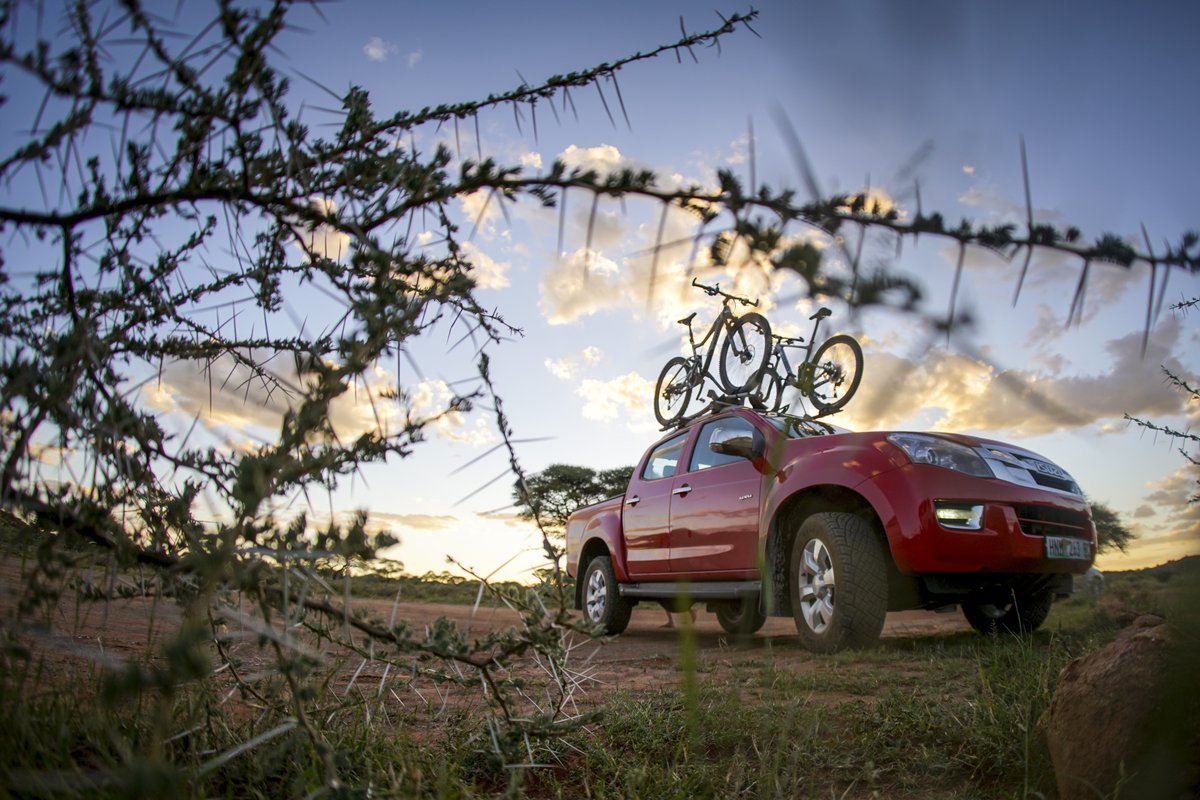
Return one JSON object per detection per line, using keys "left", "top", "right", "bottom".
{"left": 1, "top": 554, "right": 970, "bottom": 700}
{"left": 362, "top": 599, "right": 971, "bottom": 692}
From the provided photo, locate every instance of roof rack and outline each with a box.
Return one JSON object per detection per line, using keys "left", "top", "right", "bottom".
{"left": 659, "top": 389, "right": 840, "bottom": 433}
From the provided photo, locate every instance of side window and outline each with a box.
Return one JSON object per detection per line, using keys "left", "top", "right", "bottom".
{"left": 689, "top": 417, "right": 757, "bottom": 472}
{"left": 640, "top": 432, "right": 689, "bottom": 481}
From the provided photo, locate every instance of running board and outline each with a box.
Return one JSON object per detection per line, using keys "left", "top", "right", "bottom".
{"left": 619, "top": 580, "right": 761, "bottom": 601}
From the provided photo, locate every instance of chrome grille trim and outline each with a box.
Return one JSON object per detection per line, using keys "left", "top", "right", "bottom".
{"left": 977, "top": 445, "right": 1083, "bottom": 497}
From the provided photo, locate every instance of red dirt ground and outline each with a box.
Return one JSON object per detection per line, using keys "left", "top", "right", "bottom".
{"left": 1, "top": 555, "right": 969, "bottom": 702}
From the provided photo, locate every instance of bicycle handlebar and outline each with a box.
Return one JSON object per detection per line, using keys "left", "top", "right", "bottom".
{"left": 691, "top": 277, "right": 759, "bottom": 308}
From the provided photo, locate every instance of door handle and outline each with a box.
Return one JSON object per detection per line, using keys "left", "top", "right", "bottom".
{"left": 672, "top": 484, "right": 692, "bottom": 497}
{"left": 626, "top": 495, "right": 640, "bottom": 506}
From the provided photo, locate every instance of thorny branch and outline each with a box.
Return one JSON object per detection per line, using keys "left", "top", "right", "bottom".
{"left": 0, "top": 1, "right": 752, "bottom": 788}
{"left": 0, "top": 0, "right": 1196, "bottom": 793}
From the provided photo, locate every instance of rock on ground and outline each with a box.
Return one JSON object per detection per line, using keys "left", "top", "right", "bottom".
{"left": 1047, "top": 614, "right": 1197, "bottom": 800}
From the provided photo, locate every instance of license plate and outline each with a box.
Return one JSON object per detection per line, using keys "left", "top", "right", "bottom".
{"left": 1045, "top": 536, "right": 1091, "bottom": 560}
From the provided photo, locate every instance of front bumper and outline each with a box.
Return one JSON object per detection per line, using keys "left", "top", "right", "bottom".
{"left": 862, "top": 464, "right": 1096, "bottom": 576}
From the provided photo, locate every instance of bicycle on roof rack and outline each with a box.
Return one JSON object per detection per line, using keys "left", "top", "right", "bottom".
{"left": 753, "top": 307, "right": 863, "bottom": 416}
{"left": 652, "top": 278, "right": 772, "bottom": 427}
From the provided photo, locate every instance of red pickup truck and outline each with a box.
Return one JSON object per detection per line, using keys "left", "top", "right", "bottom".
{"left": 565, "top": 407, "right": 1095, "bottom": 652}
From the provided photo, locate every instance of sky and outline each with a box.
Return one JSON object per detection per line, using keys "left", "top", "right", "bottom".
{"left": 5, "top": 1, "right": 1198, "bottom": 580}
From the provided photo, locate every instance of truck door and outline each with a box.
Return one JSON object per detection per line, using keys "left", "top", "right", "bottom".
{"left": 622, "top": 430, "right": 690, "bottom": 578}
{"left": 668, "top": 416, "right": 763, "bottom": 576}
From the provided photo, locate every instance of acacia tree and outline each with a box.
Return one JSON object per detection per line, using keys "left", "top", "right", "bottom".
{"left": 0, "top": 0, "right": 1197, "bottom": 793}
{"left": 0, "top": 2, "right": 765, "bottom": 789}
{"left": 1090, "top": 499, "right": 1135, "bottom": 554}
{"left": 513, "top": 464, "right": 634, "bottom": 530}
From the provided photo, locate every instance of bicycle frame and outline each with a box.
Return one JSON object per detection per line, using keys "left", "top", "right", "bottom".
{"left": 677, "top": 279, "right": 759, "bottom": 387}
{"left": 680, "top": 303, "right": 738, "bottom": 386}
{"left": 770, "top": 309, "right": 829, "bottom": 391}
{"left": 653, "top": 279, "right": 768, "bottom": 427}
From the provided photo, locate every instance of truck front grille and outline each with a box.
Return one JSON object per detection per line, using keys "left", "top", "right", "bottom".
{"left": 1014, "top": 457, "right": 1079, "bottom": 493}
{"left": 981, "top": 446, "right": 1082, "bottom": 496}
{"left": 1014, "top": 505, "right": 1092, "bottom": 539}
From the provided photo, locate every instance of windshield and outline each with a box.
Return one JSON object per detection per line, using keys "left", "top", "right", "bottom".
{"left": 763, "top": 414, "right": 848, "bottom": 439}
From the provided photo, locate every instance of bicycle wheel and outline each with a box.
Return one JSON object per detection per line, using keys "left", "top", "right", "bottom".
{"left": 718, "top": 312, "right": 772, "bottom": 394}
{"left": 654, "top": 356, "right": 694, "bottom": 426}
{"left": 807, "top": 334, "right": 863, "bottom": 414}
{"left": 752, "top": 367, "right": 784, "bottom": 413}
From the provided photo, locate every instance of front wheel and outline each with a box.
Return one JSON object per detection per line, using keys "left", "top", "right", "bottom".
{"left": 653, "top": 356, "right": 694, "bottom": 426}
{"left": 581, "top": 556, "right": 633, "bottom": 635}
{"left": 790, "top": 512, "right": 887, "bottom": 653}
{"left": 718, "top": 312, "right": 772, "bottom": 394}
{"left": 962, "top": 586, "right": 1054, "bottom": 635}
{"left": 714, "top": 597, "right": 767, "bottom": 637}
{"left": 806, "top": 334, "right": 863, "bottom": 414}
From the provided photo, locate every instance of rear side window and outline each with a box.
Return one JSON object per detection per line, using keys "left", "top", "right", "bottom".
{"left": 640, "top": 432, "right": 689, "bottom": 481}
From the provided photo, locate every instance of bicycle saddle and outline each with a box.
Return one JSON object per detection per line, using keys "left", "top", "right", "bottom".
{"left": 809, "top": 307, "right": 832, "bottom": 321}
{"left": 677, "top": 312, "right": 697, "bottom": 326}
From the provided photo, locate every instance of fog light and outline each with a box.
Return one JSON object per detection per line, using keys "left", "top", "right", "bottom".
{"left": 935, "top": 503, "right": 984, "bottom": 530}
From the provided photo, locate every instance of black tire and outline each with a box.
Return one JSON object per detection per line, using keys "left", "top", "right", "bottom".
{"left": 718, "top": 312, "right": 772, "bottom": 394}
{"left": 790, "top": 512, "right": 887, "bottom": 653}
{"left": 653, "top": 356, "right": 693, "bottom": 426}
{"left": 806, "top": 334, "right": 863, "bottom": 414}
{"left": 752, "top": 367, "right": 784, "bottom": 413}
{"left": 581, "top": 556, "right": 633, "bottom": 635}
{"left": 714, "top": 597, "right": 767, "bottom": 637}
{"left": 962, "top": 586, "right": 1054, "bottom": 635}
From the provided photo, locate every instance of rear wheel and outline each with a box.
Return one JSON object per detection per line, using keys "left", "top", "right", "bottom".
{"left": 581, "top": 556, "right": 633, "bottom": 635}
{"left": 714, "top": 597, "right": 767, "bottom": 637}
{"left": 719, "top": 312, "right": 772, "bottom": 394}
{"left": 962, "top": 586, "right": 1054, "bottom": 634}
{"left": 790, "top": 512, "right": 887, "bottom": 653}
{"left": 753, "top": 367, "right": 784, "bottom": 413}
{"left": 653, "top": 356, "right": 693, "bottom": 426}
{"left": 807, "top": 334, "right": 863, "bottom": 414}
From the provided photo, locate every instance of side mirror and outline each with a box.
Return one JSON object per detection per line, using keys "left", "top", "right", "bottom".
{"left": 709, "top": 426, "right": 765, "bottom": 461}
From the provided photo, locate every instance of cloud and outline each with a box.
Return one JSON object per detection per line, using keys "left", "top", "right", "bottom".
{"left": 1139, "top": 467, "right": 1200, "bottom": 539}
{"left": 537, "top": 143, "right": 824, "bottom": 329}
{"left": 292, "top": 197, "right": 351, "bottom": 262}
{"left": 460, "top": 241, "right": 510, "bottom": 289}
{"left": 459, "top": 189, "right": 506, "bottom": 239}
{"left": 577, "top": 371, "right": 657, "bottom": 432}
{"left": 537, "top": 204, "right": 783, "bottom": 329}
{"left": 559, "top": 143, "right": 627, "bottom": 174}
{"left": 545, "top": 346, "right": 603, "bottom": 380}
{"left": 28, "top": 442, "right": 71, "bottom": 466}
{"left": 363, "top": 37, "right": 398, "bottom": 62}
{"left": 724, "top": 133, "right": 750, "bottom": 166}
{"left": 952, "top": 181, "right": 1145, "bottom": 330}
{"left": 1096, "top": 528, "right": 1199, "bottom": 572}
{"left": 838, "top": 318, "right": 1191, "bottom": 438}
{"left": 407, "top": 50, "right": 422, "bottom": 69}
{"left": 409, "top": 378, "right": 497, "bottom": 445}
{"left": 539, "top": 248, "right": 628, "bottom": 325}
{"left": 142, "top": 356, "right": 493, "bottom": 448}
{"left": 958, "top": 181, "right": 1067, "bottom": 225}
{"left": 374, "top": 513, "right": 552, "bottom": 582}
{"left": 366, "top": 511, "right": 457, "bottom": 531}
{"left": 520, "top": 151, "right": 543, "bottom": 170}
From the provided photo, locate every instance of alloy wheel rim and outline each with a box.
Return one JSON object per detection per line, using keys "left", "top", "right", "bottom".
{"left": 586, "top": 569, "right": 607, "bottom": 621}
{"left": 798, "top": 538, "right": 835, "bottom": 634}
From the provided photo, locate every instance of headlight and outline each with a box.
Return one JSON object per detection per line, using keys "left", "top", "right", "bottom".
{"left": 887, "top": 433, "right": 994, "bottom": 478}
